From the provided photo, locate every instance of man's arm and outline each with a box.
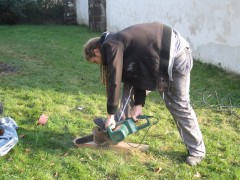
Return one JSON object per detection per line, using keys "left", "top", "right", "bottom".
{"left": 102, "top": 42, "right": 124, "bottom": 128}
{"left": 134, "top": 87, "right": 146, "bottom": 107}
{"left": 103, "top": 42, "right": 124, "bottom": 115}
{"left": 131, "top": 87, "right": 146, "bottom": 121}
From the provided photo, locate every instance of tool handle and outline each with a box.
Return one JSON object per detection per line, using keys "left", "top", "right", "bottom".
{"left": 115, "top": 115, "right": 152, "bottom": 128}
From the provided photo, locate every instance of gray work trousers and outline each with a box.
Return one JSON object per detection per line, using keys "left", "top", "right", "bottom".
{"left": 161, "top": 47, "right": 205, "bottom": 157}
{"left": 117, "top": 48, "right": 205, "bottom": 157}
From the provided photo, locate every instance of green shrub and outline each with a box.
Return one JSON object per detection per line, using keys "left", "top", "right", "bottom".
{"left": 0, "top": 0, "right": 26, "bottom": 24}
{"left": 0, "top": 0, "right": 65, "bottom": 24}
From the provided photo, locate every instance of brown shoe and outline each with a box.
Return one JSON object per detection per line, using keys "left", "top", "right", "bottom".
{"left": 186, "top": 156, "right": 204, "bottom": 166}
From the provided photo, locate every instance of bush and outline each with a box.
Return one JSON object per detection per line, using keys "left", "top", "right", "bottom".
{"left": 0, "top": 0, "right": 26, "bottom": 24}
{"left": 0, "top": 0, "right": 65, "bottom": 24}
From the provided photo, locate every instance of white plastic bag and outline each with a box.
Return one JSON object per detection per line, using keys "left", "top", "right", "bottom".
{"left": 0, "top": 117, "right": 18, "bottom": 156}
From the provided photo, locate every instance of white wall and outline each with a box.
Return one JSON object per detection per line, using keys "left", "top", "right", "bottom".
{"left": 76, "top": 0, "right": 240, "bottom": 74}
{"left": 76, "top": 0, "right": 88, "bottom": 25}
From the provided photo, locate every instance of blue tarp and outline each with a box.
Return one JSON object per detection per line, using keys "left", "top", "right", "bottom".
{"left": 0, "top": 117, "right": 18, "bottom": 156}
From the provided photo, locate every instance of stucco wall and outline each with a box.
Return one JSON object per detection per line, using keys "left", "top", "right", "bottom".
{"left": 76, "top": 0, "right": 240, "bottom": 74}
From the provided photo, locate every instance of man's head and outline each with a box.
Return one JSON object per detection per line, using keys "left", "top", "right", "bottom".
{"left": 83, "top": 37, "right": 102, "bottom": 64}
{"left": 83, "top": 37, "right": 108, "bottom": 85}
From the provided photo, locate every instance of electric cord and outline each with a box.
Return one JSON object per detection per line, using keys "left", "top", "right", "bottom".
{"left": 126, "top": 116, "right": 159, "bottom": 148}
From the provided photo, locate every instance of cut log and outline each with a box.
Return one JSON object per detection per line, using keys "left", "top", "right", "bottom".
{"left": 73, "top": 138, "right": 149, "bottom": 151}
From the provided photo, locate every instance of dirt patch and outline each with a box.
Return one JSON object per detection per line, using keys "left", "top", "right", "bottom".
{"left": 0, "top": 63, "right": 18, "bottom": 75}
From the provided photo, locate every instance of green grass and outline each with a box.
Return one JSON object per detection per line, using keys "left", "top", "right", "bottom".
{"left": 0, "top": 25, "right": 239, "bottom": 179}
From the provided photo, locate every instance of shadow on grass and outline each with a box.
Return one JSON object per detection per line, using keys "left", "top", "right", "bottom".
{"left": 153, "top": 149, "right": 187, "bottom": 164}
{"left": 16, "top": 126, "right": 76, "bottom": 154}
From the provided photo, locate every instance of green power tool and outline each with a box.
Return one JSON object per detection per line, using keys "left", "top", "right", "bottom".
{"left": 74, "top": 115, "right": 157, "bottom": 146}
{"left": 106, "top": 115, "right": 152, "bottom": 143}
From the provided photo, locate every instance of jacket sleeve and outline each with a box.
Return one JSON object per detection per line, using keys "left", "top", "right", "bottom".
{"left": 102, "top": 42, "right": 124, "bottom": 114}
{"left": 134, "top": 87, "right": 146, "bottom": 107}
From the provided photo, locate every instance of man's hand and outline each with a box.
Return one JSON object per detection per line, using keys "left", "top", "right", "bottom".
{"left": 105, "top": 114, "right": 116, "bottom": 129}
{"left": 131, "top": 105, "right": 143, "bottom": 121}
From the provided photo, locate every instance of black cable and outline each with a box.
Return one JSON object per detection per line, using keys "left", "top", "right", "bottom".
{"left": 126, "top": 117, "right": 159, "bottom": 148}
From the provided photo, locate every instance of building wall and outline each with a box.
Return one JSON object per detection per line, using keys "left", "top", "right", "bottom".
{"left": 76, "top": 0, "right": 240, "bottom": 74}
{"left": 76, "top": 0, "right": 88, "bottom": 25}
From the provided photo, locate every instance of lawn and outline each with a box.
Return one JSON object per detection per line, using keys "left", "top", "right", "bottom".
{"left": 0, "top": 25, "right": 239, "bottom": 179}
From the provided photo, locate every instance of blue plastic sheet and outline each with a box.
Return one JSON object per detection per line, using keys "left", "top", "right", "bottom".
{"left": 0, "top": 117, "right": 18, "bottom": 156}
